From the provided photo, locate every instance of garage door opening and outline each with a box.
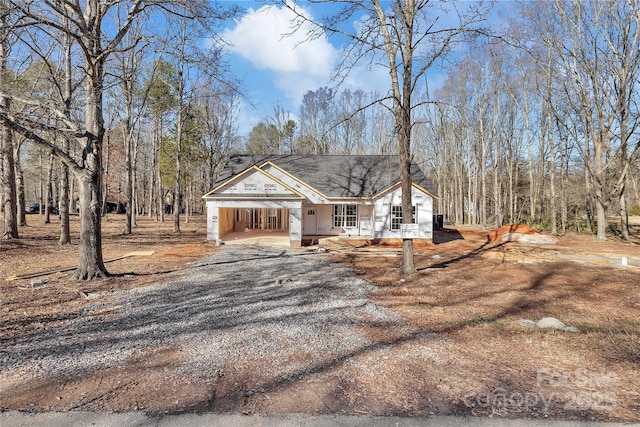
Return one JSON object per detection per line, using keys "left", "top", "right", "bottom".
{"left": 216, "top": 207, "right": 290, "bottom": 245}
{"left": 232, "top": 208, "right": 290, "bottom": 231}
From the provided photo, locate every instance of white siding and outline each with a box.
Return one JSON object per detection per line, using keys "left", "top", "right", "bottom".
{"left": 217, "top": 169, "right": 296, "bottom": 196}
{"left": 373, "top": 185, "right": 433, "bottom": 239}
{"left": 206, "top": 203, "right": 219, "bottom": 242}
{"left": 316, "top": 205, "right": 335, "bottom": 235}
{"left": 289, "top": 207, "right": 302, "bottom": 246}
{"left": 358, "top": 205, "right": 374, "bottom": 237}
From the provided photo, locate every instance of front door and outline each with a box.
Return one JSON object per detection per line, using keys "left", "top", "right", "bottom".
{"left": 303, "top": 208, "right": 317, "bottom": 235}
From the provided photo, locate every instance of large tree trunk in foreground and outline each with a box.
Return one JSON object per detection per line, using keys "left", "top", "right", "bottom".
{"left": 399, "top": 95, "right": 416, "bottom": 275}
{"left": 399, "top": 139, "right": 416, "bottom": 275}
{"left": 1, "top": 6, "right": 18, "bottom": 239}
{"left": 1, "top": 115, "right": 18, "bottom": 239}
{"left": 76, "top": 173, "right": 107, "bottom": 279}
{"left": 76, "top": 45, "right": 108, "bottom": 278}
{"left": 595, "top": 197, "right": 608, "bottom": 241}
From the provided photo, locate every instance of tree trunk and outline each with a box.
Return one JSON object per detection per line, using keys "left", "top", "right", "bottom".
{"left": 399, "top": 68, "right": 415, "bottom": 275}
{"left": 76, "top": 16, "right": 108, "bottom": 279}
{"left": 123, "top": 130, "right": 133, "bottom": 234}
{"left": 59, "top": 158, "right": 71, "bottom": 244}
{"left": 76, "top": 174, "right": 107, "bottom": 279}
{"left": 595, "top": 198, "right": 607, "bottom": 241}
{"left": 549, "top": 142, "right": 557, "bottom": 235}
{"left": 620, "top": 184, "right": 629, "bottom": 240}
{"left": 15, "top": 140, "right": 26, "bottom": 227}
{"left": 1, "top": 28, "right": 18, "bottom": 239}
{"left": 149, "top": 131, "right": 156, "bottom": 219}
{"left": 174, "top": 110, "right": 182, "bottom": 233}
{"left": 101, "top": 132, "right": 109, "bottom": 215}
{"left": 480, "top": 122, "right": 487, "bottom": 226}
{"left": 157, "top": 117, "right": 165, "bottom": 223}
{"left": 44, "top": 151, "right": 54, "bottom": 224}
{"left": 76, "top": 73, "right": 108, "bottom": 279}
{"left": 547, "top": 104, "right": 557, "bottom": 235}
{"left": 59, "top": 14, "right": 72, "bottom": 245}
{"left": 526, "top": 120, "right": 535, "bottom": 223}
{"left": 618, "top": 91, "right": 631, "bottom": 240}
{"left": 1, "top": 112, "right": 18, "bottom": 239}
{"left": 594, "top": 132, "right": 608, "bottom": 240}
{"left": 131, "top": 151, "right": 138, "bottom": 227}
{"left": 400, "top": 151, "right": 416, "bottom": 275}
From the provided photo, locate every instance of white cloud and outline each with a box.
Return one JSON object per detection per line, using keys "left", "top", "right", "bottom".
{"left": 224, "top": 4, "right": 337, "bottom": 101}
{"left": 223, "top": 3, "right": 426, "bottom": 132}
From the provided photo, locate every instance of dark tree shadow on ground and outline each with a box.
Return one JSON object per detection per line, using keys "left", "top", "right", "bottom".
{"left": 433, "top": 228, "right": 465, "bottom": 244}
{"left": 1, "top": 244, "right": 637, "bottom": 422}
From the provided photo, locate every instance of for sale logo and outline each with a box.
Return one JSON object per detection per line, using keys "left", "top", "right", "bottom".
{"left": 462, "top": 367, "right": 617, "bottom": 414}
{"left": 536, "top": 367, "right": 617, "bottom": 411}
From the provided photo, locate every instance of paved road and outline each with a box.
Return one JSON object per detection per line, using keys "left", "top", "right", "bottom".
{"left": 1, "top": 411, "right": 636, "bottom": 427}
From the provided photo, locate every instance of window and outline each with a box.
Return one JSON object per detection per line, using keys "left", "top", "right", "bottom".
{"left": 345, "top": 205, "right": 357, "bottom": 228}
{"left": 333, "top": 205, "right": 343, "bottom": 228}
{"left": 390, "top": 205, "right": 416, "bottom": 230}
{"left": 333, "top": 205, "right": 358, "bottom": 228}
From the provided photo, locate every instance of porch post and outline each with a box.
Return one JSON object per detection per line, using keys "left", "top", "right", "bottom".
{"left": 290, "top": 203, "right": 302, "bottom": 247}
{"left": 207, "top": 203, "right": 220, "bottom": 243}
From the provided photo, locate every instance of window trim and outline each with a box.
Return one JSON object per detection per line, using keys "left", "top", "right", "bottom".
{"left": 345, "top": 205, "right": 357, "bottom": 228}
{"left": 333, "top": 204, "right": 358, "bottom": 229}
{"left": 390, "top": 205, "right": 416, "bottom": 231}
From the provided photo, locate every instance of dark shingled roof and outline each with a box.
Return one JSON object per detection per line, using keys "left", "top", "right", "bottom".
{"left": 214, "top": 155, "right": 436, "bottom": 199}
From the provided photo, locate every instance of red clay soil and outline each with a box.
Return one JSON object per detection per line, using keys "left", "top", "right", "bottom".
{"left": 488, "top": 223, "right": 540, "bottom": 242}
{"left": 2, "top": 217, "right": 640, "bottom": 421}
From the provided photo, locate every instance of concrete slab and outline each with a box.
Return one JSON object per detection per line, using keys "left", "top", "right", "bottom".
{"left": 220, "top": 230, "right": 290, "bottom": 246}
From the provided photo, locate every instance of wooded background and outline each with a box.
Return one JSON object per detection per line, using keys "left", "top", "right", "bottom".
{"left": 2, "top": 0, "right": 639, "bottom": 241}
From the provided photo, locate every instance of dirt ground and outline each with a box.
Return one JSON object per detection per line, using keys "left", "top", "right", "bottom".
{"left": 1, "top": 214, "right": 639, "bottom": 421}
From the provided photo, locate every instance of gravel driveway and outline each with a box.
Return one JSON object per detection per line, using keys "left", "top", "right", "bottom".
{"left": 1, "top": 245, "right": 435, "bottom": 413}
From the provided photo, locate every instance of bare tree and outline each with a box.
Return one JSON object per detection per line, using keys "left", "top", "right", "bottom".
{"left": 198, "top": 84, "right": 238, "bottom": 189}
{"left": 286, "top": 0, "right": 490, "bottom": 274}
{"left": 0, "top": 0, "right": 154, "bottom": 277}
{"left": 58, "top": 13, "right": 75, "bottom": 245}
{"left": 523, "top": 0, "right": 640, "bottom": 240}
{"left": 335, "top": 89, "right": 367, "bottom": 154}
{"left": 299, "top": 87, "right": 335, "bottom": 154}
{"left": 112, "top": 22, "right": 149, "bottom": 235}
{"left": 14, "top": 136, "right": 26, "bottom": 227}
{"left": 0, "top": 1, "right": 212, "bottom": 279}
{"left": 0, "top": 0, "right": 18, "bottom": 239}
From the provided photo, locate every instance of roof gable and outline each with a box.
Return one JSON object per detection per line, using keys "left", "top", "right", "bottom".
{"left": 203, "top": 166, "right": 304, "bottom": 199}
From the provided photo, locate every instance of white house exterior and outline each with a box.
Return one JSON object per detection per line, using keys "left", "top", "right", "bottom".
{"left": 202, "top": 155, "right": 437, "bottom": 247}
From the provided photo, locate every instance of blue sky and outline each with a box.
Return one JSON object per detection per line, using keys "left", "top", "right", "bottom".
{"left": 220, "top": 1, "right": 508, "bottom": 137}
{"left": 221, "top": 1, "right": 391, "bottom": 135}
